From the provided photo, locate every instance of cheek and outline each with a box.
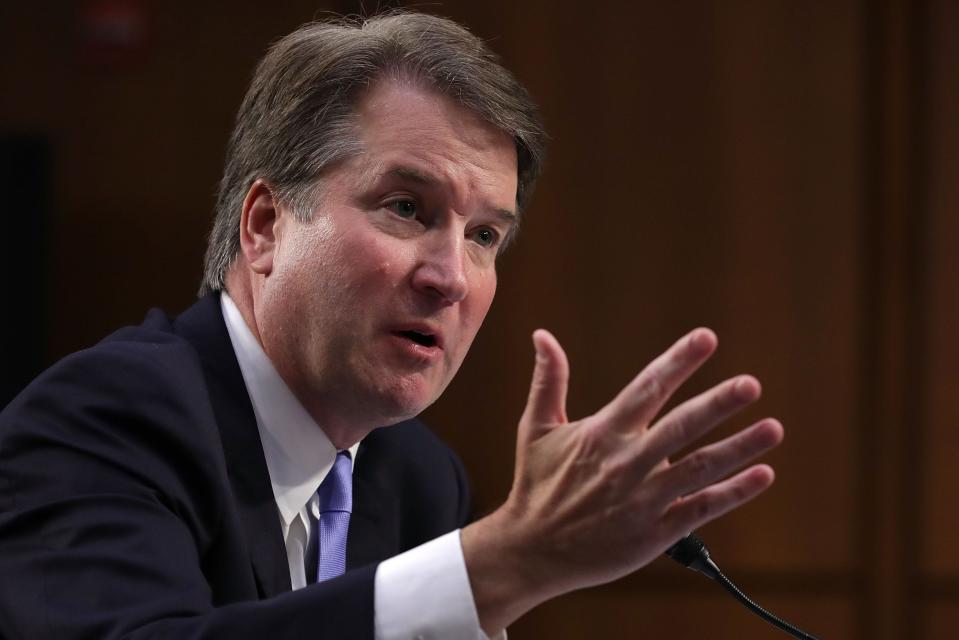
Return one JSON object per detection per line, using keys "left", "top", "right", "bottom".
{"left": 371, "top": 256, "right": 397, "bottom": 283}
{"left": 341, "top": 232, "right": 414, "bottom": 287}
{"left": 466, "top": 271, "right": 497, "bottom": 329}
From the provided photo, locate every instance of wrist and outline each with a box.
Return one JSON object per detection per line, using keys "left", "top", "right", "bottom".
{"left": 460, "top": 506, "right": 559, "bottom": 634}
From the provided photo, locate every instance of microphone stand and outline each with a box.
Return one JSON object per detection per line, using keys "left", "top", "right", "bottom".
{"left": 665, "top": 533, "right": 820, "bottom": 640}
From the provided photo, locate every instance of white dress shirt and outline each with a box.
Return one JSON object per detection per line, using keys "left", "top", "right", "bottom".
{"left": 221, "top": 294, "right": 498, "bottom": 639}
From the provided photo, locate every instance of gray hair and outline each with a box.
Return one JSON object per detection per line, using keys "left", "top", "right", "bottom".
{"left": 200, "top": 11, "right": 546, "bottom": 295}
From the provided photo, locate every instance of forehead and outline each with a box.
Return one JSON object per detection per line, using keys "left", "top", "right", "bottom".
{"left": 350, "top": 80, "right": 518, "bottom": 202}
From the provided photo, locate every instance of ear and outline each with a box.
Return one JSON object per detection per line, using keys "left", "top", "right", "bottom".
{"left": 239, "top": 179, "right": 282, "bottom": 276}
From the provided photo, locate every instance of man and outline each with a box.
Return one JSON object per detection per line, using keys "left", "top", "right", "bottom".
{"left": 0, "top": 11, "right": 783, "bottom": 639}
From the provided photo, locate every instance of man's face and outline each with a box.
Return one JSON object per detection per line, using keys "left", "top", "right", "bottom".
{"left": 255, "top": 80, "right": 518, "bottom": 437}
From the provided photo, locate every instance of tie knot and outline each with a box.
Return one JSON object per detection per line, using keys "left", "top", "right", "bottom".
{"left": 318, "top": 450, "right": 352, "bottom": 514}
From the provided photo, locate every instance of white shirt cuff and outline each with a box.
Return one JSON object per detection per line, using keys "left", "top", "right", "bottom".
{"left": 374, "top": 529, "right": 505, "bottom": 640}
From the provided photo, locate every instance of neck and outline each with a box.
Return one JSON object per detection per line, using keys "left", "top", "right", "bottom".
{"left": 223, "top": 271, "right": 379, "bottom": 449}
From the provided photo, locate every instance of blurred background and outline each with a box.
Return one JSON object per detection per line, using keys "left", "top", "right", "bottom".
{"left": 1, "top": 1, "right": 956, "bottom": 638}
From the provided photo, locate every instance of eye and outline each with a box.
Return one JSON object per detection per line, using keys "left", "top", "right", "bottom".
{"left": 386, "top": 199, "right": 417, "bottom": 219}
{"left": 471, "top": 227, "right": 499, "bottom": 248}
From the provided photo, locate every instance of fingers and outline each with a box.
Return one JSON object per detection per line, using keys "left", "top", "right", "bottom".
{"left": 660, "top": 464, "right": 777, "bottom": 536}
{"left": 600, "top": 328, "right": 717, "bottom": 433}
{"left": 638, "top": 375, "right": 762, "bottom": 467}
{"left": 646, "top": 418, "right": 783, "bottom": 503}
{"left": 520, "top": 330, "right": 570, "bottom": 440}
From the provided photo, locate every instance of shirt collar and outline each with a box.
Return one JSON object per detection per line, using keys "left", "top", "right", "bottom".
{"left": 220, "top": 293, "right": 359, "bottom": 528}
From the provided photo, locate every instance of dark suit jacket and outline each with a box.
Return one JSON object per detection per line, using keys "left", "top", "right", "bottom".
{"left": 0, "top": 294, "right": 471, "bottom": 639}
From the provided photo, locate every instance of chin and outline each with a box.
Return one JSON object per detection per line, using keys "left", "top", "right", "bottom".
{"left": 368, "top": 376, "right": 442, "bottom": 424}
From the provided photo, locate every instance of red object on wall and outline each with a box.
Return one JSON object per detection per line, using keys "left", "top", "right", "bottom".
{"left": 78, "top": 0, "right": 149, "bottom": 70}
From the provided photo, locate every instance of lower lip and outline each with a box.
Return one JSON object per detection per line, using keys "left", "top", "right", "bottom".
{"left": 388, "top": 333, "right": 443, "bottom": 363}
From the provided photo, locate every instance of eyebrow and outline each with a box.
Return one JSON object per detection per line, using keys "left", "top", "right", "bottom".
{"left": 494, "top": 208, "right": 519, "bottom": 225}
{"left": 387, "top": 166, "right": 439, "bottom": 186}
{"left": 384, "top": 166, "right": 518, "bottom": 224}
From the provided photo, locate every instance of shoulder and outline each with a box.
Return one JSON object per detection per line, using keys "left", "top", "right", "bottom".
{"left": 0, "top": 307, "right": 228, "bottom": 532}
{"left": 26, "top": 309, "right": 203, "bottom": 402}
{"left": 2, "top": 307, "right": 214, "bottom": 448}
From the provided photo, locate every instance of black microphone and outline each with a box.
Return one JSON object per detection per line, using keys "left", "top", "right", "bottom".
{"left": 665, "top": 533, "right": 820, "bottom": 640}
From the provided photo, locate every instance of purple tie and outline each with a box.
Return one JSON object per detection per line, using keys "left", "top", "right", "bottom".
{"left": 316, "top": 450, "right": 352, "bottom": 581}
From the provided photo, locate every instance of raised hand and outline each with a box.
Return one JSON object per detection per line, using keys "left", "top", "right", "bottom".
{"left": 461, "top": 328, "right": 784, "bottom": 634}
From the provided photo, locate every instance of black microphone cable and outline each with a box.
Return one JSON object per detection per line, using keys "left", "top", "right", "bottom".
{"left": 665, "top": 533, "right": 820, "bottom": 640}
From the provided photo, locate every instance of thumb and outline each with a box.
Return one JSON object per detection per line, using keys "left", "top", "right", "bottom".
{"left": 520, "top": 329, "right": 570, "bottom": 439}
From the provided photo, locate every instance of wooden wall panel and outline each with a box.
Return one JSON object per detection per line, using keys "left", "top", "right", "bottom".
{"left": 925, "top": 603, "right": 959, "bottom": 640}
{"left": 922, "top": 0, "right": 959, "bottom": 580}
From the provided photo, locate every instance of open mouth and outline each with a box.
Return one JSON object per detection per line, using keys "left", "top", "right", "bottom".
{"left": 396, "top": 330, "right": 437, "bottom": 348}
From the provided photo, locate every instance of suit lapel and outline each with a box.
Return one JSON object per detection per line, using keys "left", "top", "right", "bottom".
{"left": 347, "top": 440, "right": 400, "bottom": 569}
{"left": 174, "top": 294, "right": 292, "bottom": 597}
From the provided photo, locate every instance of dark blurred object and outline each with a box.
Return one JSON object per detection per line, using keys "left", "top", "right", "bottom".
{"left": 0, "top": 136, "right": 51, "bottom": 408}
{"left": 79, "top": 0, "right": 150, "bottom": 70}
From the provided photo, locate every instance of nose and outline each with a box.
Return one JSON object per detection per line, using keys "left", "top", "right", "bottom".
{"left": 410, "top": 230, "right": 469, "bottom": 304}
